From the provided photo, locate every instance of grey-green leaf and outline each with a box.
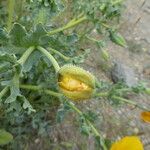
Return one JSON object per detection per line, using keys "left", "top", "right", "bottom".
{"left": 22, "top": 96, "right": 36, "bottom": 114}
{"left": 0, "top": 28, "right": 8, "bottom": 44}
{"left": 9, "top": 23, "right": 27, "bottom": 47}
{"left": 22, "top": 50, "right": 41, "bottom": 72}
{"left": 25, "top": 23, "right": 47, "bottom": 47}
{"left": 0, "top": 53, "right": 17, "bottom": 63}
{"left": 5, "top": 72, "right": 20, "bottom": 103}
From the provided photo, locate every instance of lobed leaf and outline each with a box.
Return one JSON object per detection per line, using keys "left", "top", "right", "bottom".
{"left": 9, "top": 23, "right": 27, "bottom": 47}
{"left": 0, "top": 28, "right": 8, "bottom": 44}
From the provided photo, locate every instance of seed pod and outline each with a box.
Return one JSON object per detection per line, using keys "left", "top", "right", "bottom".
{"left": 57, "top": 65, "right": 96, "bottom": 100}
{"left": 109, "top": 30, "right": 127, "bottom": 48}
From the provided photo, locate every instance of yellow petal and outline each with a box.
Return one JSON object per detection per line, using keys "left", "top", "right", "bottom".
{"left": 110, "top": 136, "right": 144, "bottom": 150}
{"left": 58, "top": 65, "right": 95, "bottom": 100}
{"left": 59, "top": 76, "right": 89, "bottom": 92}
{"left": 141, "top": 111, "right": 150, "bottom": 123}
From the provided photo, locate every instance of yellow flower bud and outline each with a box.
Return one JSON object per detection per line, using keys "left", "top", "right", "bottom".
{"left": 57, "top": 65, "right": 95, "bottom": 100}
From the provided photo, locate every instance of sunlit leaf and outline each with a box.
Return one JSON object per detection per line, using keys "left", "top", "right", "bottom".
{"left": 0, "top": 129, "right": 13, "bottom": 145}
{"left": 22, "top": 96, "right": 36, "bottom": 114}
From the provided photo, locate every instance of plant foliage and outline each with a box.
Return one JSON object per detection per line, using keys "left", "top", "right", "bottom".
{"left": 0, "top": 0, "right": 149, "bottom": 150}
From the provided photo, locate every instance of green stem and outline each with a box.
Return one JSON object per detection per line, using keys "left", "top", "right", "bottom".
{"left": 112, "top": 96, "right": 150, "bottom": 111}
{"left": 16, "top": 0, "right": 23, "bottom": 20}
{"left": 20, "top": 84, "right": 107, "bottom": 149}
{"left": 85, "top": 35, "right": 100, "bottom": 43}
{"left": 20, "top": 84, "right": 62, "bottom": 98}
{"left": 100, "top": 22, "right": 111, "bottom": 29}
{"left": 112, "top": 0, "right": 124, "bottom": 5}
{"left": 47, "top": 16, "right": 87, "bottom": 35}
{"left": 47, "top": 14, "right": 111, "bottom": 36}
{"left": 95, "top": 92, "right": 109, "bottom": 98}
{"left": 67, "top": 101, "right": 107, "bottom": 150}
{"left": 0, "top": 87, "right": 9, "bottom": 102}
{"left": 17, "top": 46, "right": 35, "bottom": 65}
{"left": 95, "top": 91, "right": 150, "bottom": 111}
{"left": 87, "top": 120, "right": 107, "bottom": 150}
{"left": 47, "top": 47, "right": 70, "bottom": 61}
{"left": 7, "top": 0, "right": 15, "bottom": 31}
{"left": 37, "top": 46, "right": 60, "bottom": 72}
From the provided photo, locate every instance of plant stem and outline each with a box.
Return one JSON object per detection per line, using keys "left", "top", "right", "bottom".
{"left": 95, "top": 92, "right": 109, "bottom": 98}
{"left": 37, "top": 46, "right": 60, "bottom": 72}
{"left": 100, "top": 22, "right": 111, "bottom": 29}
{"left": 7, "top": 0, "right": 15, "bottom": 31}
{"left": 47, "top": 16, "right": 87, "bottom": 35}
{"left": 0, "top": 87, "right": 9, "bottom": 102}
{"left": 17, "top": 46, "right": 35, "bottom": 65}
{"left": 16, "top": 0, "right": 24, "bottom": 21}
{"left": 112, "top": 0, "right": 124, "bottom": 5}
{"left": 47, "top": 14, "right": 111, "bottom": 36}
{"left": 47, "top": 47, "right": 70, "bottom": 61}
{"left": 86, "top": 120, "right": 107, "bottom": 150}
{"left": 85, "top": 35, "right": 100, "bottom": 43}
{"left": 20, "top": 84, "right": 62, "bottom": 98}
{"left": 20, "top": 84, "right": 107, "bottom": 149}
{"left": 67, "top": 101, "right": 108, "bottom": 150}
{"left": 112, "top": 96, "right": 150, "bottom": 111}
{"left": 95, "top": 92, "right": 150, "bottom": 111}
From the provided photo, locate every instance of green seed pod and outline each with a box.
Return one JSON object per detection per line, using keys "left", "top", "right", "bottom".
{"left": 109, "top": 30, "right": 127, "bottom": 48}
{"left": 57, "top": 65, "right": 96, "bottom": 101}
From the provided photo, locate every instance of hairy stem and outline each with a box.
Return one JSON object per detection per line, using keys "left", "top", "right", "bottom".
{"left": 112, "top": 96, "right": 150, "bottom": 111}
{"left": 95, "top": 92, "right": 150, "bottom": 111}
{"left": 16, "top": 0, "right": 24, "bottom": 20}
{"left": 95, "top": 92, "right": 109, "bottom": 98}
{"left": 47, "top": 14, "right": 111, "bottom": 36}
{"left": 67, "top": 101, "right": 108, "bottom": 150}
{"left": 112, "top": 0, "right": 124, "bottom": 5}
{"left": 47, "top": 16, "right": 87, "bottom": 35}
{"left": 37, "top": 46, "right": 60, "bottom": 72}
{"left": 17, "top": 46, "right": 35, "bottom": 65}
{"left": 47, "top": 47, "right": 70, "bottom": 61}
{"left": 7, "top": 0, "right": 15, "bottom": 31}
{"left": 19, "top": 84, "right": 107, "bottom": 149}
{"left": 100, "top": 22, "right": 111, "bottom": 29}
{"left": 20, "top": 84, "right": 62, "bottom": 98}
